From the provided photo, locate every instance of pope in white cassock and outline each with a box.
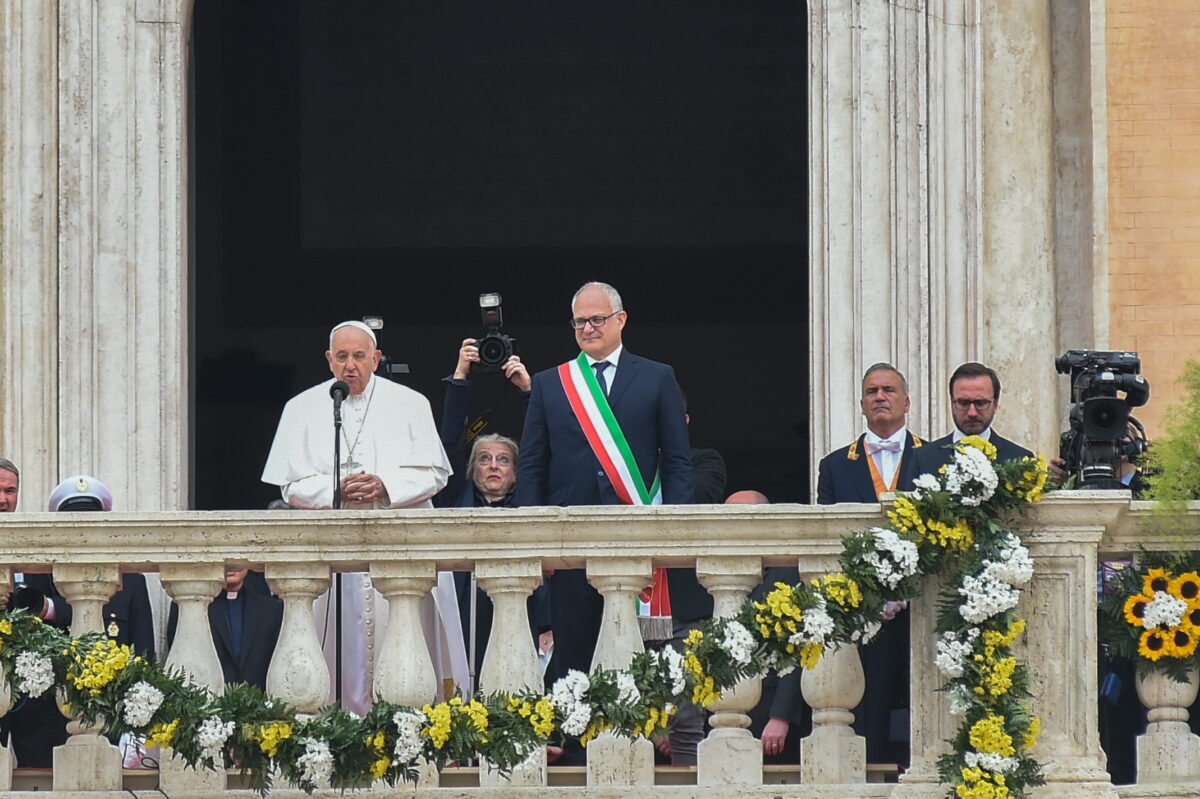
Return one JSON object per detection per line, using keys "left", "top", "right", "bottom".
{"left": 262, "top": 321, "right": 468, "bottom": 714}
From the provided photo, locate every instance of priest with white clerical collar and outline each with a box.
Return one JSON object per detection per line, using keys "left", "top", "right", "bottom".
{"left": 261, "top": 321, "right": 463, "bottom": 715}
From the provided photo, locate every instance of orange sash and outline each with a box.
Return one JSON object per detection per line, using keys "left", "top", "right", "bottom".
{"left": 865, "top": 442, "right": 902, "bottom": 498}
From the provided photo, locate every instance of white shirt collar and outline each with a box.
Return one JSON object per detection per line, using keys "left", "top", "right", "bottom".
{"left": 585, "top": 344, "right": 623, "bottom": 368}
{"left": 865, "top": 426, "right": 907, "bottom": 447}
{"left": 952, "top": 426, "right": 992, "bottom": 442}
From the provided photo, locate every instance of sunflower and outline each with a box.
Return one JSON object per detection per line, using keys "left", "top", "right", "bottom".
{"left": 1140, "top": 629, "right": 1169, "bottom": 661}
{"left": 1144, "top": 567, "right": 1171, "bottom": 596}
{"left": 1170, "top": 627, "right": 1199, "bottom": 659}
{"left": 1184, "top": 603, "right": 1200, "bottom": 631}
{"left": 1124, "top": 594, "right": 1149, "bottom": 627}
{"left": 1170, "top": 572, "right": 1200, "bottom": 602}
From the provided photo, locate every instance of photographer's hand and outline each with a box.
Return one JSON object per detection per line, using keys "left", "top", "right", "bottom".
{"left": 504, "top": 356, "right": 532, "bottom": 392}
{"left": 1048, "top": 457, "right": 1067, "bottom": 488}
{"left": 454, "top": 338, "right": 479, "bottom": 380}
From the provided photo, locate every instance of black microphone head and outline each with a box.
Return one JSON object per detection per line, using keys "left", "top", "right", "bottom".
{"left": 330, "top": 381, "right": 350, "bottom": 401}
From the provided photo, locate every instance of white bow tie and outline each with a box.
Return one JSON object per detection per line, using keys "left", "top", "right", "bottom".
{"left": 866, "top": 440, "right": 902, "bottom": 455}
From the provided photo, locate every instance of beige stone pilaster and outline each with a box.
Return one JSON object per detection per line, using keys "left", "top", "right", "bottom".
{"left": 264, "top": 562, "right": 331, "bottom": 714}
{"left": 696, "top": 556, "right": 763, "bottom": 785}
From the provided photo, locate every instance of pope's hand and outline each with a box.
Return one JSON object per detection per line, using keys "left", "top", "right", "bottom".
{"left": 342, "top": 473, "right": 388, "bottom": 505}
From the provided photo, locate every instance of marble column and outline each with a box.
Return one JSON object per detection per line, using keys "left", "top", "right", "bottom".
{"left": 265, "top": 562, "right": 331, "bottom": 714}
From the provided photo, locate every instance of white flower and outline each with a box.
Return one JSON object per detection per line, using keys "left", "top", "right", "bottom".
{"left": 851, "top": 619, "right": 882, "bottom": 644}
{"left": 944, "top": 445, "right": 999, "bottom": 506}
{"left": 1144, "top": 590, "right": 1189, "bottom": 629}
{"left": 295, "top": 737, "right": 334, "bottom": 786}
{"left": 122, "top": 681, "right": 165, "bottom": 728}
{"left": 392, "top": 711, "right": 427, "bottom": 764}
{"left": 964, "top": 750, "right": 1019, "bottom": 773}
{"left": 935, "top": 628, "right": 979, "bottom": 678}
{"left": 14, "top": 652, "right": 54, "bottom": 698}
{"left": 911, "top": 473, "right": 942, "bottom": 498}
{"left": 947, "top": 685, "right": 972, "bottom": 716}
{"left": 615, "top": 670, "right": 642, "bottom": 706}
{"left": 861, "top": 527, "right": 921, "bottom": 589}
{"left": 657, "top": 646, "right": 686, "bottom": 696}
{"left": 958, "top": 570, "right": 1022, "bottom": 624}
{"left": 719, "top": 620, "right": 756, "bottom": 666}
{"left": 550, "top": 670, "right": 593, "bottom": 737}
{"left": 794, "top": 597, "right": 835, "bottom": 644}
{"left": 195, "top": 717, "right": 236, "bottom": 764}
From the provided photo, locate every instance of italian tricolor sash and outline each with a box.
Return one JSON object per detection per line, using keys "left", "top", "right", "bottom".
{"left": 557, "top": 352, "right": 672, "bottom": 639}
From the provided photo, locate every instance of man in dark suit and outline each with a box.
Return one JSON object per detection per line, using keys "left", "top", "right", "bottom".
{"left": 168, "top": 566, "right": 283, "bottom": 690}
{"left": 818, "top": 362, "right": 925, "bottom": 502}
{"left": 912, "top": 361, "right": 1033, "bottom": 475}
{"left": 517, "top": 280, "right": 694, "bottom": 680}
{"left": 816, "top": 363, "right": 923, "bottom": 765}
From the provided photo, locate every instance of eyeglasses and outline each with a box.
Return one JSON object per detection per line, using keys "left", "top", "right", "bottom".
{"left": 568, "top": 311, "right": 622, "bottom": 330}
{"left": 475, "top": 453, "right": 513, "bottom": 467}
{"left": 953, "top": 398, "right": 995, "bottom": 411}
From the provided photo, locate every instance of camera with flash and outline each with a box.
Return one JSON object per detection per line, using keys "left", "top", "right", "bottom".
{"left": 475, "top": 293, "right": 518, "bottom": 374}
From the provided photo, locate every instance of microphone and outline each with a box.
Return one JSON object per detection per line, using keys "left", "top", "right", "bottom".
{"left": 330, "top": 381, "right": 349, "bottom": 424}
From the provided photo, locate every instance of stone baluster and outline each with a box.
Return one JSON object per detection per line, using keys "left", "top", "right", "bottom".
{"left": 476, "top": 558, "right": 546, "bottom": 787}
{"left": 1136, "top": 667, "right": 1200, "bottom": 782}
{"left": 159, "top": 562, "right": 227, "bottom": 791}
{"left": 265, "top": 562, "right": 331, "bottom": 714}
{"left": 894, "top": 574, "right": 950, "bottom": 798}
{"left": 586, "top": 556, "right": 654, "bottom": 786}
{"left": 695, "top": 556, "right": 763, "bottom": 785}
{"left": 51, "top": 563, "right": 122, "bottom": 791}
{"left": 371, "top": 560, "right": 440, "bottom": 787}
{"left": 801, "top": 643, "right": 866, "bottom": 783}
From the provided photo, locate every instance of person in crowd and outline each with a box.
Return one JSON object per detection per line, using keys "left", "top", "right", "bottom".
{"left": 167, "top": 564, "right": 283, "bottom": 690}
{"left": 730, "top": 489, "right": 812, "bottom": 763}
{"left": 517, "top": 281, "right": 694, "bottom": 762}
{"left": 816, "top": 362, "right": 922, "bottom": 764}
{"left": 912, "top": 361, "right": 1033, "bottom": 474}
{"left": 0, "top": 466, "right": 155, "bottom": 767}
{"left": 261, "top": 321, "right": 463, "bottom": 714}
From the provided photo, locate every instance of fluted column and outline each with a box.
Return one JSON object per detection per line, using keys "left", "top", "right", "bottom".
{"left": 160, "top": 563, "right": 227, "bottom": 791}
{"left": 51, "top": 563, "right": 122, "bottom": 791}
{"left": 801, "top": 643, "right": 867, "bottom": 783}
{"left": 586, "top": 556, "right": 654, "bottom": 786}
{"left": 371, "top": 560, "right": 440, "bottom": 787}
{"left": 696, "top": 556, "right": 762, "bottom": 785}
{"left": 476, "top": 558, "right": 546, "bottom": 787}
{"left": 265, "top": 562, "right": 331, "bottom": 714}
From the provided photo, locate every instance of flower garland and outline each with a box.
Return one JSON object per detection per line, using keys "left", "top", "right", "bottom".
{"left": 1100, "top": 552, "right": 1200, "bottom": 681}
{"left": 0, "top": 437, "right": 1049, "bottom": 797}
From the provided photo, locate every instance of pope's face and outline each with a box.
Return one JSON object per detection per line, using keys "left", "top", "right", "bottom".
{"left": 0, "top": 469, "right": 17, "bottom": 512}
{"left": 326, "top": 327, "right": 382, "bottom": 396}
{"left": 572, "top": 286, "right": 626, "bottom": 360}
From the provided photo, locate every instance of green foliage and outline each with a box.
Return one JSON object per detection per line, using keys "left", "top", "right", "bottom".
{"left": 1143, "top": 360, "right": 1200, "bottom": 534}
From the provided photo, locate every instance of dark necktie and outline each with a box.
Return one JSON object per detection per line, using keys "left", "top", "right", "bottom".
{"left": 593, "top": 361, "right": 610, "bottom": 395}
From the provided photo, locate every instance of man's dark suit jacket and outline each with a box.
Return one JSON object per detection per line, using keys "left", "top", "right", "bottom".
{"left": 516, "top": 351, "right": 694, "bottom": 683}
{"left": 167, "top": 579, "right": 284, "bottom": 690}
{"left": 816, "top": 431, "right": 925, "bottom": 504}
{"left": 911, "top": 431, "right": 1033, "bottom": 477}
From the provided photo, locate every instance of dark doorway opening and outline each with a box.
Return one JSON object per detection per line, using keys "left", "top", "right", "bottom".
{"left": 192, "top": 2, "right": 808, "bottom": 510}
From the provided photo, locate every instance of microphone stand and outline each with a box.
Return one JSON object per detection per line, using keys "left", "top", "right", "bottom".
{"left": 332, "top": 391, "right": 343, "bottom": 706}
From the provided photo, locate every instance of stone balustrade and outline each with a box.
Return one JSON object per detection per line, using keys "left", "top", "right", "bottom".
{"left": 0, "top": 493, "right": 1193, "bottom": 797}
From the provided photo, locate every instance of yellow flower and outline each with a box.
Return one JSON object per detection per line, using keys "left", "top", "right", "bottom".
{"left": 1139, "top": 629, "right": 1169, "bottom": 661}
{"left": 422, "top": 702, "right": 452, "bottom": 749}
{"left": 0, "top": 618, "right": 12, "bottom": 635}
{"left": 811, "top": 573, "right": 862, "bottom": 609}
{"left": 579, "top": 720, "right": 611, "bottom": 746}
{"left": 464, "top": 699, "right": 489, "bottom": 732}
{"left": 1124, "top": 594, "right": 1150, "bottom": 627}
{"left": 1170, "top": 572, "right": 1200, "bottom": 602}
{"left": 956, "top": 764, "right": 1012, "bottom": 799}
{"left": 925, "top": 518, "right": 975, "bottom": 553}
{"left": 1144, "top": 568, "right": 1171, "bottom": 597}
{"left": 982, "top": 656, "right": 1017, "bottom": 697}
{"left": 1167, "top": 627, "right": 1198, "bottom": 659}
{"left": 147, "top": 718, "right": 181, "bottom": 748}
{"left": 254, "top": 721, "right": 293, "bottom": 757}
{"left": 1023, "top": 716, "right": 1042, "bottom": 750}
{"left": 968, "top": 714, "right": 1015, "bottom": 756}
{"left": 529, "top": 697, "right": 555, "bottom": 738}
{"left": 888, "top": 497, "right": 928, "bottom": 537}
{"left": 370, "top": 756, "right": 390, "bottom": 779}
{"left": 1016, "top": 454, "right": 1049, "bottom": 502}
{"left": 957, "top": 435, "right": 998, "bottom": 461}
{"left": 799, "top": 642, "right": 824, "bottom": 670}
{"left": 1184, "top": 602, "right": 1200, "bottom": 632}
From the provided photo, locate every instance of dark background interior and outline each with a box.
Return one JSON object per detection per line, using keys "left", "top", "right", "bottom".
{"left": 191, "top": 1, "right": 808, "bottom": 509}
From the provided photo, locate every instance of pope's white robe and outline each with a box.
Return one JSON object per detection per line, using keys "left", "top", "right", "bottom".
{"left": 262, "top": 375, "right": 466, "bottom": 712}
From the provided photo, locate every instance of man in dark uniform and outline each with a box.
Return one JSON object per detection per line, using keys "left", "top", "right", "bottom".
{"left": 912, "top": 361, "right": 1033, "bottom": 474}
{"left": 816, "top": 363, "right": 923, "bottom": 765}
